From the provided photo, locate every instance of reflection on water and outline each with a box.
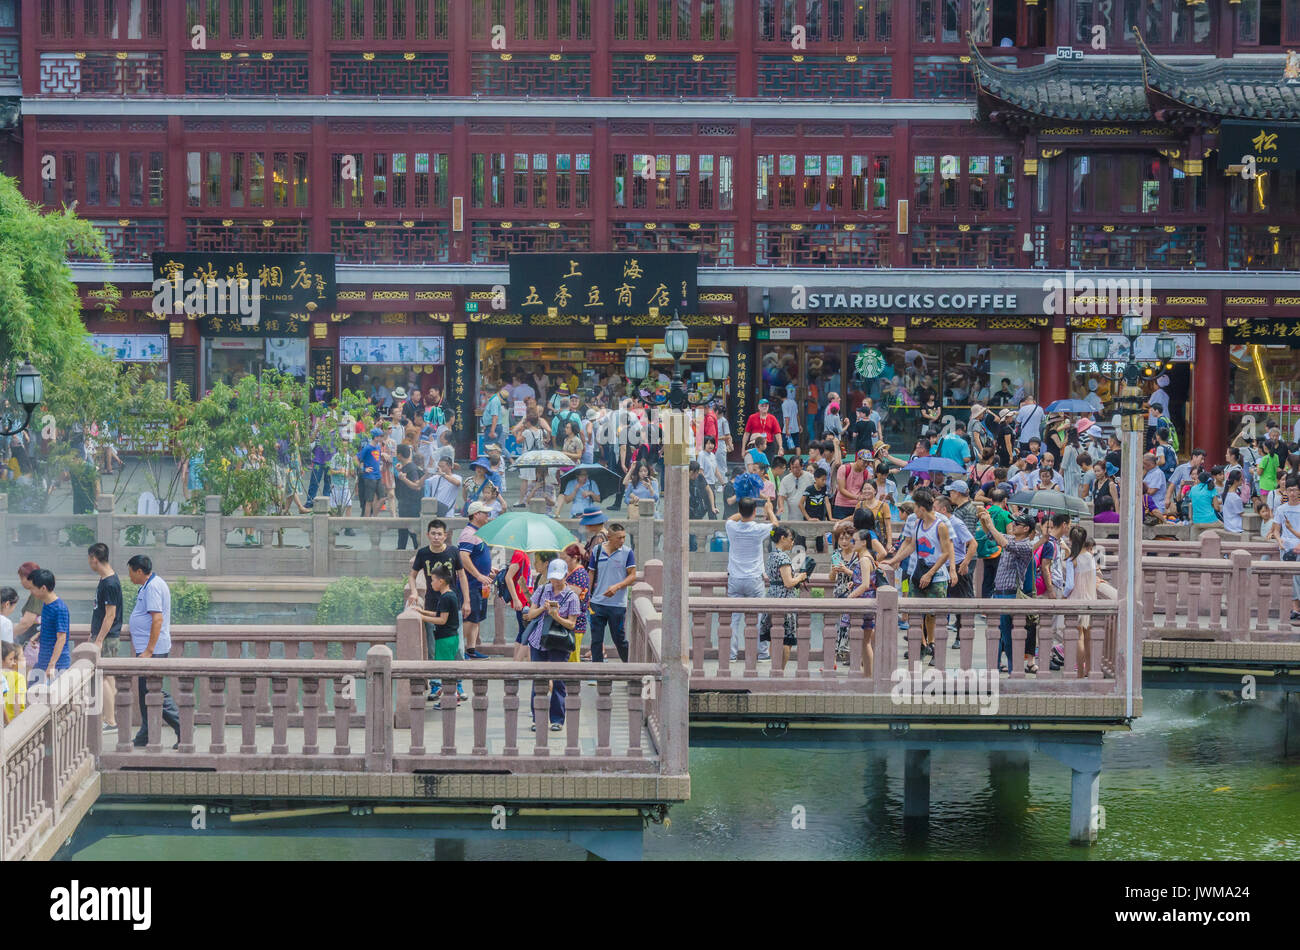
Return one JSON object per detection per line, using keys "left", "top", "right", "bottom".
{"left": 72, "top": 692, "right": 1300, "bottom": 861}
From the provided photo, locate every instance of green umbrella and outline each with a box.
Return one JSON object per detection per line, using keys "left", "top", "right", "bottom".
{"left": 473, "top": 511, "right": 578, "bottom": 553}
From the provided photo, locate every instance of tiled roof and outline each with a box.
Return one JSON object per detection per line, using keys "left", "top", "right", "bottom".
{"left": 968, "top": 33, "right": 1300, "bottom": 123}
{"left": 1137, "top": 35, "right": 1300, "bottom": 120}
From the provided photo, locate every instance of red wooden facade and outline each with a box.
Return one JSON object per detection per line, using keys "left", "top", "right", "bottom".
{"left": 12, "top": 0, "right": 1300, "bottom": 452}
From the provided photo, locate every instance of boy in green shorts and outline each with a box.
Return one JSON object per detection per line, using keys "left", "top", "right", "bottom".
{"left": 416, "top": 564, "right": 462, "bottom": 706}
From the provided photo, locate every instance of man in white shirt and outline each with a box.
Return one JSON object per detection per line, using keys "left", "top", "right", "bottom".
{"left": 777, "top": 455, "right": 813, "bottom": 519}
{"left": 1014, "top": 394, "right": 1044, "bottom": 449}
{"left": 781, "top": 389, "right": 800, "bottom": 452}
{"left": 1141, "top": 453, "right": 1167, "bottom": 502}
{"left": 424, "top": 456, "right": 463, "bottom": 516}
{"left": 725, "top": 497, "right": 777, "bottom": 662}
{"left": 1267, "top": 478, "right": 1300, "bottom": 621}
{"left": 126, "top": 555, "right": 180, "bottom": 748}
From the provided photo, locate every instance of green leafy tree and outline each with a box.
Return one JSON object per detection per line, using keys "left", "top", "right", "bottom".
{"left": 0, "top": 172, "right": 118, "bottom": 393}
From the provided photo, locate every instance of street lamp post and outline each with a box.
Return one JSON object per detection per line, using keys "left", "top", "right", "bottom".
{"left": 656, "top": 318, "right": 728, "bottom": 776}
{"left": 1089, "top": 315, "right": 1174, "bottom": 719}
{"left": 0, "top": 359, "right": 44, "bottom": 438}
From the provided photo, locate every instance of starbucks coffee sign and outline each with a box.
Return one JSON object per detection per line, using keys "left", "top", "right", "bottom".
{"left": 756, "top": 286, "right": 1041, "bottom": 315}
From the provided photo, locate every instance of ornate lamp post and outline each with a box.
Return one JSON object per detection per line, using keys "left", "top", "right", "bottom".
{"left": 1088, "top": 311, "right": 1173, "bottom": 719}
{"left": 0, "top": 359, "right": 44, "bottom": 438}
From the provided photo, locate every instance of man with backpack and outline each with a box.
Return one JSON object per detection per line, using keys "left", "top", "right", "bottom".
{"left": 1014, "top": 393, "right": 1044, "bottom": 454}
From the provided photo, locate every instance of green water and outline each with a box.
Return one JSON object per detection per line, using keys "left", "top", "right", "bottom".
{"left": 71, "top": 691, "right": 1300, "bottom": 861}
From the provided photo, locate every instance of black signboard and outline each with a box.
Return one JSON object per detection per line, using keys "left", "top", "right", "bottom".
{"left": 508, "top": 253, "right": 697, "bottom": 317}
{"left": 755, "top": 285, "right": 1042, "bottom": 314}
{"left": 151, "top": 252, "right": 337, "bottom": 318}
{"left": 1219, "top": 121, "right": 1300, "bottom": 173}
{"left": 197, "top": 313, "right": 311, "bottom": 337}
{"left": 1227, "top": 319, "right": 1300, "bottom": 344}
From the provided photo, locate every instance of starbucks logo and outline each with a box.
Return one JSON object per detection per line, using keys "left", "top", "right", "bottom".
{"left": 855, "top": 347, "right": 886, "bottom": 380}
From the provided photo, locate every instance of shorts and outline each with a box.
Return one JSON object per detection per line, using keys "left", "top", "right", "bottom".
{"left": 330, "top": 483, "right": 352, "bottom": 509}
{"left": 358, "top": 478, "right": 380, "bottom": 506}
{"left": 99, "top": 636, "right": 122, "bottom": 658}
{"left": 466, "top": 586, "right": 488, "bottom": 624}
{"left": 918, "top": 580, "right": 950, "bottom": 599}
{"left": 433, "top": 634, "right": 459, "bottom": 661}
{"left": 831, "top": 504, "right": 855, "bottom": 520}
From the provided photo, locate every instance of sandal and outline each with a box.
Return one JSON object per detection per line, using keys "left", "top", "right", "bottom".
{"left": 1025, "top": 662, "right": 1039, "bottom": 674}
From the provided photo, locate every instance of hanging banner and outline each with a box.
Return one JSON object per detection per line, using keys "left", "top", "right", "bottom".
{"left": 90, "top": 334, "right": 168, "bottom": 362}
{"left": 339, "top": 336, "right": 445, "bottom": 365}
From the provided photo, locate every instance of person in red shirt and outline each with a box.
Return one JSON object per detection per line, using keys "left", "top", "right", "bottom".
{"left": 506, "top": 548, "right": 533, "bottom": 661}
{"left": 744, "top": 398, "right": 782, "bottom": 450}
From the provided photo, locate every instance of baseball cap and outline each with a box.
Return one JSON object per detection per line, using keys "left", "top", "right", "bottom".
{"left": 758, "top": 398, "right": 770, "bottom": 405}
{"left": 369, "top": 428, "right": 383, "bottom": 440}
{"left": 1011, "top": 513, "right": 1037, "bottom": 529}
{"left": 748, "top": 449, "right": 770, "bottom": 467}
{"left": 946, "top": 480, "right": 969, "bottom": 495}
{"left": 467, "top": 501, "right": 491, "bottom": 517}
{"left": 1025, "top": 454, "right": 1038, "bottom": 466}
{"left": 547, "top": 558, "right": 568, "bottom": 580}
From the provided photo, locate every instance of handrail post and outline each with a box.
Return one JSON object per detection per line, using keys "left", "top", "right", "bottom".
{"left": 204, "top": 495, "right": 223, "bottom": 575}
{"left": 73, "top": 643, "right": 103, "bottom": 763}
{"left": 312, "top": 495, "right": 332, "bottom": 576}
{"left": 365, "top": 645, "right": 394, "bottom": 772}
{"left": 659, "top": 411, "right": 690, "bottom": 777}
{"left": 643, "top": 559, "right": 664, "bottom": 597}
{"left": 1199, "top": 530, "right": 1222, "bottom": 560}
{"left": 95, "top": 493, "right": 115, "bottom": 550}
{"left": 394, "top": 608, "right": 423, "bottom": 729}
{"left": 874, "top": 585, "right": 899, "bottom": 692}
{"left": 1230, "top": 549, "right": 1252, "bottom": 640}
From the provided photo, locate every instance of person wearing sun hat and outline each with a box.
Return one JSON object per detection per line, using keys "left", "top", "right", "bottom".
{"left": 524, "top": 557, "right": 581, "bottom": 731}
{"left": 577, "top": 504, "right": 609, "bottom": 557}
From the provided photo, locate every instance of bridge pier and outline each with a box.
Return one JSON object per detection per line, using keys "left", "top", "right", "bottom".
{"left": 1039, "top": 738, "right": 1104, "bottom": 846}
{"left": 1286, "top": 690, "right": 1300, "bottom": 757}
{"left": 902, "top": 748, "right": 931, "bottom": 821}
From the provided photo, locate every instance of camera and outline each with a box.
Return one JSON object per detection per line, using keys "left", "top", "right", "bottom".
{"left": 800, "top": 555, "right": 817, "bottom": 576}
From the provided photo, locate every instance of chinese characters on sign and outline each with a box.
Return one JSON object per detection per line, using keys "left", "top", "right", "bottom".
{"left": 508, "top": 253, "right": 698, "bottom": 318}
{"left": 1227, "top": 321, "right": 1300, "bottom": 343}
{"left": 152, "top": 252, "right": 337, "bottom": 322}
{"left": 1219, "top": 121, "right": 1300, "bottom": 172}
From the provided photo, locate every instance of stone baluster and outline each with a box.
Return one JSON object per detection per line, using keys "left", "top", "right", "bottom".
{"left": 472, "top": 678, "right": 489, "bottom": 755}
{"left": 1229, "top": 550, "right": 1252, "bottom": 640}
{"left": 270, "top": 676, "right": 289, "bottom": 755}
{"left": 407, "top": 679, "right": 426, "bottom": 757}
{"left": 691, "top": 606, "right": 708, "bottom": 677}
{"left": 440, "top": 677, "right": 459, "bottom": 756}
{"left": 1009, "top": 615, "right": 1027, "bottom": 679}
{"left": 744, "top": 610, "right": 760, "bottom": 678}
{"left": 1088, "top": 618, "right": 1106, "bottom": 681}
{"left": 394, "top": 608, "right": 423, "bottom": 729}
{"left": 312, "top": 496, "right": 332, "bottom": 575}
{"left": 253, "top": 641, "right": 271, "bottom": 720}
{"left": 595, "top": 679, "right": 613, "bottom": 757}
{"left": 532, "top": 680, "right": 550, "bottom": 756}
{"left": 332, "top": 674, "right": 352, "bottom": 755}
{"left": 208, "top": 676, "right": 228, "bottom": 754}
{"left": 564, "top": 677, "right": 581, "bottom": 757}
{"left": 176, "top": 675, "right": 195, "bottom": 754}
{"left": 301, "top": 678, "right": 321, "bottom": 755}
{"left": 502, "top": 679, "right": 520, "bottom": 757}
{"left": 239, "top": 676, "right": 258, "bottom": 754}
{"left": 204, "top": 495, "right": 223, "bottom": 575}
{"left": 142, "top": 673, "right": 165, "bottom": 753}
{"left": 626, "top": 678, "right": 644, "bottom": 759}
{"left": 95, "top": 493, "right": 115, "bottom": 553}
{"left": 717, "top": 609, "right": 733, "bottom": 679}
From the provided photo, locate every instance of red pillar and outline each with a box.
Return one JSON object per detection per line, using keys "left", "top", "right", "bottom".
{"left": 1193, "top": 328, "right": 1226, "bottom": 454}
{"left": 1039, "top": 327, "right": 1070, "bottom": 406}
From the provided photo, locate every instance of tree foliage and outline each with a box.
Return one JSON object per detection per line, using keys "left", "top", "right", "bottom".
{"left": 0, "top": 172, "right": 118, "bottom": 383}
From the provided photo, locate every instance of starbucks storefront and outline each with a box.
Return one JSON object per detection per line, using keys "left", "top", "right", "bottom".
{"left": 752, "top": 285, "right": 1047, "bottom": 452}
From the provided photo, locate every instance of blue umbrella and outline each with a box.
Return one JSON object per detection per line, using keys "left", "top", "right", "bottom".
{"left": 1045, "top": 399, "right": 1097, "bottom": 414}
{"left": 901, "top": 456, "right": 966, "bottom": 475}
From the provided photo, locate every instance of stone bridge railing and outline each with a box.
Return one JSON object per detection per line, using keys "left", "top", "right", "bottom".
{"left": 4, "top": 489, "right": 1276, "bottom": 581}
{"left": 2, "top": 644, "right": 100, "bottom": 861}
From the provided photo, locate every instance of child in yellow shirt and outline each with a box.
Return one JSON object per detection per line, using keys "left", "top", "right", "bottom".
{"left": 2, "top": 641, "right": 26, "bottom": 723}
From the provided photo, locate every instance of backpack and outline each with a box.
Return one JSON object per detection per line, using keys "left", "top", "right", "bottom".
{"left": 1158, "top": 416, "right": 1179, "bottom": 452}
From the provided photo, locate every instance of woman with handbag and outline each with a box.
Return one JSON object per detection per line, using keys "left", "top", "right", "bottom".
{"left": 522, "top": 559, "right": 581, "bottom": 732}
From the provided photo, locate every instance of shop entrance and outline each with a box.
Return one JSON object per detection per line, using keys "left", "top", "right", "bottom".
{"left": 339, "top": 334, "right": 446, "bottom": 412}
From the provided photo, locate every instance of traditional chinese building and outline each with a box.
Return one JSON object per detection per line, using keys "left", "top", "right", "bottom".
{"left": 10, "top": 0, "right": 1300, "bottom": 453}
